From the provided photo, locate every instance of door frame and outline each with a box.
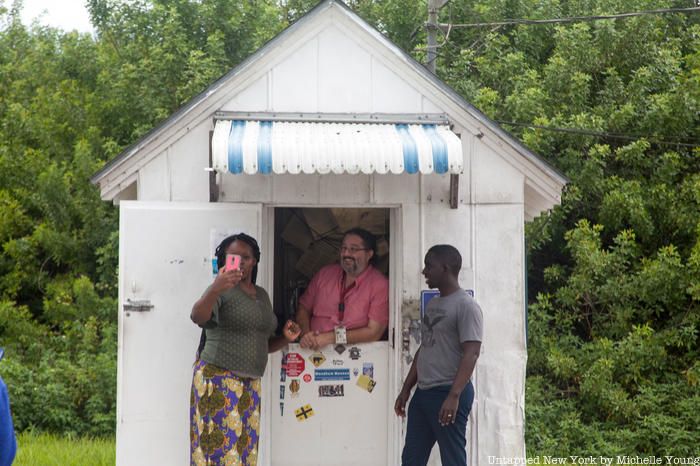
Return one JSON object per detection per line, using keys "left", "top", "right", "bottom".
{"left": 257, "top": 203, "right": 403, "bottom": 465}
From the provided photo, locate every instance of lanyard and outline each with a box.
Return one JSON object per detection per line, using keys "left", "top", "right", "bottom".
{"left": 338, "top": 272, "right": 356, "bottom": 323}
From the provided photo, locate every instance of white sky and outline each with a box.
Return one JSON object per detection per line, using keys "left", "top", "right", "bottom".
{"left": 19, "top": 0, "right": 94, "bottom": 33}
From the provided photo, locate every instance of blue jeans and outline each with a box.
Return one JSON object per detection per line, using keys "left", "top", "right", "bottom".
{"left": 401, "top": 382, "right": 474, "bottom": 466}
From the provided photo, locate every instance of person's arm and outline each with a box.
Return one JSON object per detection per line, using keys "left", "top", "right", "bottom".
{"left": 394, "top": 348, "right": 420, "bottom": 417}
{"left": 268, "top": 335, "right": 288, "bottom": 353}
{"left": 311, "top": 319, "right": 387, "bottom": 349}
{"left": 190, "top": 268, "right": 241, "bottom": 325}
{"left": 297, "top": 270, "right": 322, "bottom": 349}
{"left": 268, "top": 320, "right": 302, "bottom": 353}
{"left": 438, "top": 341, "right": 481, "bottom": 426}
{"left": 347, "top": 319, "right": 386, "bottom": 343}
{"left": 354, "top": 272, "right": 388, "bottom": 344}
{"left": 296, "top": 302, "right": 312, "bottom": 335}
{"left": 297, "top": 303, "right": 324, "bottom": 349}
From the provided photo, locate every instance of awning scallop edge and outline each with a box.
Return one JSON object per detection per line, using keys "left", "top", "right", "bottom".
{"left": 212, "top": 120, "right": 463, "bottom": 175}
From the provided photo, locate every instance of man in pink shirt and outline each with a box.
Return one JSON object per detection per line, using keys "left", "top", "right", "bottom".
{"left": 297, "top": 228, "right": 389, "bottom": 350}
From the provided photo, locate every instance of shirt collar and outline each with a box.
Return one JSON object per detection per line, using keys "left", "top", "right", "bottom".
{"left": 349, "top": 264, "right": 375, "bottom": 287}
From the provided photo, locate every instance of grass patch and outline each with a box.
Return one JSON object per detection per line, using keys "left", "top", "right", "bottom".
{"left": 14, "top": 431, "right": 115, "bottom": 466}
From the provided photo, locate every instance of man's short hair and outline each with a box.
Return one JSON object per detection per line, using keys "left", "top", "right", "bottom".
{"left": 427, "top": 244, "right": 462, "bottom": 276}
{"left": 343, "top": 227, "right": 378, "bottom": 265}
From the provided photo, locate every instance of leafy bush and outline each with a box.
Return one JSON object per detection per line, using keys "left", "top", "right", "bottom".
{"left": 435, "top": 0, "right": 700, "bottom": 456}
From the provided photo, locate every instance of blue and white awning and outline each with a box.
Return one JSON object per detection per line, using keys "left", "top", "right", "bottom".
{"left": 211, "top": 120, "right": 463, "bottom": 175}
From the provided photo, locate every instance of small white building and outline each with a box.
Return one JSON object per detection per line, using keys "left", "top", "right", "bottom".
{"left": 92, "top": 1, "right": 566, "bottom": 465}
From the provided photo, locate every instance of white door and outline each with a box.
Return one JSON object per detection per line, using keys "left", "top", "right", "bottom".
{"left": 116, "top": 201, "right": 262, "bottom": 466}
{"left": 269, "top": 342, "right": 390, "bottom": 466}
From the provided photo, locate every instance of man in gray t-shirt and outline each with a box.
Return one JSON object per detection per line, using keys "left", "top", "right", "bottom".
{"left": 395, "top": 245, "right": 482, "bottom": 466}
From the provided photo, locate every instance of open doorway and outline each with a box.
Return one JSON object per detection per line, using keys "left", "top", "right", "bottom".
{"left": 272, "top": 207, "right": 390, "bottom": 335}
{"left": 267, "top": 206, "right": 396, "bottom": 466}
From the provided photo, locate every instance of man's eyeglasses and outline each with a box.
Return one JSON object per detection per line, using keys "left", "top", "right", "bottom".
{"left": 340, "top": 246, "right": 369, "bottom": 254}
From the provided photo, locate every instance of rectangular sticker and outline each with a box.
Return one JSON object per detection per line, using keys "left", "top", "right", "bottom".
{"left": 362, "top": 362, "right": 374, "bottom": 378}
{"left": 356, "top": 374, "right": 376, "bottom": 393}
{"left": 314, "top": 368, "right": 350, "bottom": 381}
{"left": 318, "top": 384, "right": 344, "bottom": 397}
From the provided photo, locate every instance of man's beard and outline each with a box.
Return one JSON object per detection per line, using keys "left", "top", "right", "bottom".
{"left": 341, "top": 257, "right": 358, "bottom": 275}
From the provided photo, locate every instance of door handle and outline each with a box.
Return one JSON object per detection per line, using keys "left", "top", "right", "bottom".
{"left": 123, "top": 299, "right": 154, "bottom": 312}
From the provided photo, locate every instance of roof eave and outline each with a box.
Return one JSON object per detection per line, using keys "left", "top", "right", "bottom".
{"left": 90, "top": 0, "right": 337, "bottom": 186}
{"left": 92, "top": 0, "right": 568, "bottom": 195}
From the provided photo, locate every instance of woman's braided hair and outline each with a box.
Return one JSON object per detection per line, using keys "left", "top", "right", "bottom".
{"left": 197, "top": 233, "right": 261, "bottom": 358}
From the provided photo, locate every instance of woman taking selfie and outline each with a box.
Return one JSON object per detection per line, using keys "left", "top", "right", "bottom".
{"left": 189, "top": 233, "right": 300, "bottom": 466}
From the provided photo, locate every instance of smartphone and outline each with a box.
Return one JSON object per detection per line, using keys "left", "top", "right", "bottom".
{"left": 225, "top": 254, "right": 241, "bottom": 271}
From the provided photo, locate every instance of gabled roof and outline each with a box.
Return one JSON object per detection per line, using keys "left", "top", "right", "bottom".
{"left": 91, "top": 0, "right": 567, "bottom": 207}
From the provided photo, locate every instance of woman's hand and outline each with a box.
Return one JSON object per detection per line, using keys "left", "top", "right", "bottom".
{"left": 211, "top": 267, "right": 242, "bottom": 294}
{"left": 282, "top": 320, "right": 302, "bottom": 342}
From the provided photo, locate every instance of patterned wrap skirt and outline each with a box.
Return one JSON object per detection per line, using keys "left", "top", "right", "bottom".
{"left": 190, "top": 359, "right": 262, "bottom": 466}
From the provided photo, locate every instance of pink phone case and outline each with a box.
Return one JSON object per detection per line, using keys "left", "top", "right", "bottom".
{"left": 225, "top": 254, "right": 241, "bottom": 271}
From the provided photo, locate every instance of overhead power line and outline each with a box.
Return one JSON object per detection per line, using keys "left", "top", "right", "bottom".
{"left": 439, "top": 6, "right": 700, "bottom": 29}
{"left": 497, "top": 120, "right": 700, "bottom": 148}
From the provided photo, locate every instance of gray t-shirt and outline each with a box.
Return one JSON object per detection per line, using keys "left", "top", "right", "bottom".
{"left": 417, "top": 289, "right": 483, "bottom": 390}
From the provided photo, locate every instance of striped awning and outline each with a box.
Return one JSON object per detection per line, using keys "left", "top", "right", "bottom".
{"left": 211, "top": 120, "right": 463, "bottom": 175}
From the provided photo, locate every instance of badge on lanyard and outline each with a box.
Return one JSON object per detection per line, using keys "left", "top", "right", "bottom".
{"left": 334, "top": 325, "right": 347, "bottom": 345}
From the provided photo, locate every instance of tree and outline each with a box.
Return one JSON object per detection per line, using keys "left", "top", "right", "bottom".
{"left": 428, "top": 0, "right": 700, "bottom": 455}
{"left": 0, "top": 3, "right": 119, "bottom": 434}
{"left": 1, "top": 0, "right": 698, "bottom": 451}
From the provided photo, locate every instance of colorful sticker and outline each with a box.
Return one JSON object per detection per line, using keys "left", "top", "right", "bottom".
{"left": 334, "top": 344, "right": 346, "bottom": 355}
{"left": 314, "top": 368, "right": 351, "bottom": 381}
{"left": 289, "top": 379, "right": 300, "bottom": 398}
{"left": 353, "top": 368, "right": 359, "bottom": 377}
{"left": 295, "top": 404, "right": 314, "bottom": 421}
{"left": 319, "top": 384, "right": 345, "bottom": 397}
{"left": 309, "top": 352, "right": 326, "bottom": 368}
{"left": 349, "top": 347, "right": 361, "bottom": 360}
{"left": 280, "top": 352, "right": 288, "bottom": 382}
{"left": 286, "top": 352, "right": 306, "bottom": 377}
{"left": 362, "top": 362, "right": 374, "bottom": 378}
{"left": 356, "top": 374, "right": 376, "bottom": 393}
{"left": 303, "top": 373, "right": 312, "bottom": 383}
{"left": 279, "top": 385, "right": 286, "bottom": 399}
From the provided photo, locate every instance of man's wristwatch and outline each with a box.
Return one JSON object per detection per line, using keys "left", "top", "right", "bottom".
{"left": 334, "top": 326, "right": 347, "bottom": 345}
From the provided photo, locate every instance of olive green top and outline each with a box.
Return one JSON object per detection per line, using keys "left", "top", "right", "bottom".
{"left": 199, "top": 285, "right": 277, "bottom": 378}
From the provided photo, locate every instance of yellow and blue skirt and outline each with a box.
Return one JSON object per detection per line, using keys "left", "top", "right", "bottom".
{"left": 190, "top": 360, "right": 262, "bottom": 466}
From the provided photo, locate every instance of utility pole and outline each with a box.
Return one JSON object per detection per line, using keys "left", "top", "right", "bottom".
{"left": 426, "top": 0, "right": 459, "bottom": 209}
{"left": 426, "top": 0, "right": 449, "bottom": 74}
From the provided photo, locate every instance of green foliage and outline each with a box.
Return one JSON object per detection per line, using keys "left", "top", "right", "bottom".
{"left": 431, "top": 0, "right": 700, "bottom": 455}
{"left": 0, "top": 4, "right": 119, "bottom": 436}
{"left": 1, "top": 0, "right": 698, "bottom": 455}
{"left": 86, "top": 0, "right": 287, "bottom": 144}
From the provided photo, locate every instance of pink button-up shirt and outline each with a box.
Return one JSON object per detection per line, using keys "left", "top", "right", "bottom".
{"left": 298, "top": 263, "right": 389, "bottom": 333}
